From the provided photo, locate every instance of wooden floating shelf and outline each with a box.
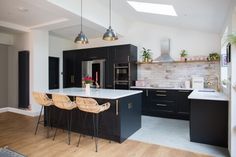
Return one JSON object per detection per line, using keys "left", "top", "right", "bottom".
{"left": 136, "top": 60, "right": 220, "bottom": 64}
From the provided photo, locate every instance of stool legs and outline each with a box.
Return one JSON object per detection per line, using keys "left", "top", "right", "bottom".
{"left": 77, "top": 112, "right": 87, "bottom": 147}
{"left": 53, "top": 109, "right": 73, "bottom": 145}
{"left": 67, "top": 110, "right": 72, "bottom": 145}
{"left": 77, "top": 113, "right": 99, "bottom": 152}
{"left": 93, "top": 113, "right": 99, "bottom": 152}
{"left": 53, "top": 109, "right": 63, "bottom": 141}
{"left": 35, "top": 106, "right": 43, "bottom": 135}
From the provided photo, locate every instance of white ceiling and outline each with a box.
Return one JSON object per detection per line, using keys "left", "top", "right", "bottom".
{"left": 100, "top": 0, "right": 232, "bottom": 33}
{"left": 0, "top": 0, "right": 232, "bottom": 39}
{"left": 0, "top": 0, "right": 104, "bottom": 39}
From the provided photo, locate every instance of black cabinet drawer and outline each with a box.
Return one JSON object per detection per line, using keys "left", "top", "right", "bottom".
{"left": 149, "top": 100, "right": 176, "bottom": 113}
{"left": 149, "top": 89, "right": 176, "bottom": 101}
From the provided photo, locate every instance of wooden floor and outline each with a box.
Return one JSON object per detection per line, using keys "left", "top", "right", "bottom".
{"left": 0, "top": 112, "right": 211, "bottom": 157}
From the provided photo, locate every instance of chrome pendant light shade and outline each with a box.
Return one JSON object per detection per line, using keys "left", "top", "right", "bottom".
{"left": 74, "top": 0, "right": 88, "bottom": 44}
{"left": 103, "top": 26, "right": 118, "bottom": 41}
{"left": 75, "top": 31, "right": 89, "bottom": 44}
{"left": 103, "top": 0, "right": 118, "bottom": 41}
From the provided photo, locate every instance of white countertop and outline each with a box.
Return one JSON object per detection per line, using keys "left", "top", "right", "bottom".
{"left": 130, "top": 86, "right": 193, "bottom": 91}
{"left": 46, "top": 88, "right": 142, "bottom": 100}
{"left": 188, "top": 89, "right": 228, "bottom": 101}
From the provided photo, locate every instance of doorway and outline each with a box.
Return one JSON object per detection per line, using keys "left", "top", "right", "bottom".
{"left": 49, "top": 57, "right": 59, "bottom": 89}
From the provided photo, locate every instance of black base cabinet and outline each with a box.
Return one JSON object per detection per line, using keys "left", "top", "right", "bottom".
{"left": 136, "top": 89, "right": 192, "bottom": 120}
{"left": 45, "top": 93, "right": 142, "bottom": 143}
{"left": 190, "top": 99, "right": 228, "bottom": 147}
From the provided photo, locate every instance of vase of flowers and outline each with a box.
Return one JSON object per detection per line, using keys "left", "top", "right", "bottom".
{"left": 83, "top": 76, "right": 93, "bottom": 93}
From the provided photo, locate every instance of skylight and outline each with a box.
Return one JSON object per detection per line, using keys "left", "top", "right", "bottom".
{"left": 127, "top": 1, "right": 177, "bottom": 16}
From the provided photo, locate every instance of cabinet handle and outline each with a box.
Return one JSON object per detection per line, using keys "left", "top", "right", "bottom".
{"left": 146, "top": 90, "right": 149, "bottom": 96}
{"left": 156, "top": 104, "right": 168, "bottom": 107}
{"left": 128, "top": 103, "right": 133, "bottom": 109}
{"left": 116, "top": 100, "right": 119, "bottom": 116}
{"left": 156, "top": 94, "right": 167, "bottom": 97}
{"left": 156, "top": 90, "right": 167, "bottom": 93}
{"left": 128, "top": 56, "right": 130, "bottom": 62}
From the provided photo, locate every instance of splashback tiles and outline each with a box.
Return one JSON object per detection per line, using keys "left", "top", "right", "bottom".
{"left": 138, "top": 62, "right": 220, "bottom": 88}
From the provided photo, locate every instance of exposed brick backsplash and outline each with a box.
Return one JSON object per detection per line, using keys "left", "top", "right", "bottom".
{"left": 138, "top": 62, "right": 220, "bottom": 89}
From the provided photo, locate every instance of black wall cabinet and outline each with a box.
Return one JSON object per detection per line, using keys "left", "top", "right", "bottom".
{"left": 63, "top": 44, "right": 137, "bottom": 89}
{"left": 18, "top": 51, "right": 29, "bottom": 109}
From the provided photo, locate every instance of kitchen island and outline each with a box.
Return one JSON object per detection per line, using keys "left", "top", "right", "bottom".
{"left": 44, "top": 88, "right": 142, "bottom": 143}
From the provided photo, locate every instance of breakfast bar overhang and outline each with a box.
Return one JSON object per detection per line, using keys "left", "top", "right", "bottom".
{"left": 44, "top": 88, "right": 142, "bottom": 143}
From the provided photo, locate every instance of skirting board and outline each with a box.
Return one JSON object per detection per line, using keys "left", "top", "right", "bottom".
{"left": 0, "top": 107, "right": 40, "bottom": 117}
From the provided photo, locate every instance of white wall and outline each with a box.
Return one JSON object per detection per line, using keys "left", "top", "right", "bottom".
{"left": 8, "top": 33, "right": 30, "bottom": 108}
{"left": 229, "top": 7, "right": 236, "bottom": 157}
{"left": 0, "top": 44, "right": 8, "bottom": 108}
{"left": 221, "top": 2, "right": 236, "bottom": 156}
{"left": 0, "top": 32, "right": 14, "bottom": 45}
{"left": 49, "top": 34, "right": 77, "bottom": 88}
{"left": 76, "top": 22, "right": 221, "bottom": 61}
{"left": 29, "top": 30, "right": 49, "bottom": 112}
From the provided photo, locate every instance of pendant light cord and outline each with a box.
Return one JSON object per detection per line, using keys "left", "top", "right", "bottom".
{"left": 109, "top": 0, "right": 111, "bottom": 27}
{"left": 81, "top": 0, "right": 83, "bottom": 32}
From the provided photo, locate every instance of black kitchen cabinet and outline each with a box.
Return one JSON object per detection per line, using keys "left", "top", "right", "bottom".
{"left": 114, "top": 45, "right": 137, "bottom": 63}
{"left": 190, "top": 99, "right": 228, "bottom": 147}
{"left": 82, "top": 47, "right": 108, "bottom": 61}
{"left": 63, "top": 51, "right": 76, "bottom": 87}
{"left": 105, "top": 47, "right": 116, "bottom": 89}
{"left": 63, "top": 44, "right": 137, "bottom": 89}
{"left": 176, "top": 90, "right": 192, "bottom": 119}
{"left": 134, "top": 88, "right": 192, "bottom": 120}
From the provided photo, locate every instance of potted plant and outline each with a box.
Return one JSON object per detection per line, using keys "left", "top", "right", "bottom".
{"left": 227, "top": 33, "right": 236, "bottom": 46}
{"left": 207, "top": 52, "right": 220, "bottom": 61}
{"left": 180, "top": 49, "right": 188, "bottom": 61}
{"left": 141, "top": 47, "right": 152, "bottom": 62}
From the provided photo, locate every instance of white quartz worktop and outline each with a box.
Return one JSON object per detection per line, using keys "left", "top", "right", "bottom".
{"left": 188, "top": 89, "right": 228, "bottom": 101}
{"left": 130, "top": 86, "right": 193, "bottom": 91}
{"left": 46, "top": 88, "right": 142, "bottom": 100}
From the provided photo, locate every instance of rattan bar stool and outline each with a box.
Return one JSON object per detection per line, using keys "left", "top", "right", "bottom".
{"left": 32, "top": 92, "right": 53, "bottom": 138}
{"left": 76, "top": 97, "right": 110, "bottom": 152}
{"left": 52, "top": 94, "right": 77, "bottom": 145}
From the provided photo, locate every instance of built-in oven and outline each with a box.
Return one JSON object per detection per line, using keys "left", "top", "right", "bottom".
{"left": 114, "top": 63, "right": 129, "bottom": 81}
{"left": 113, "top": 63, "right": 131, "bottom": 89}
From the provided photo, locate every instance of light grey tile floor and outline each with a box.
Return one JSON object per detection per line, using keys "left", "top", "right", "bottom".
{"left": 129, "top": 116, "right": 229, "bottom": 157}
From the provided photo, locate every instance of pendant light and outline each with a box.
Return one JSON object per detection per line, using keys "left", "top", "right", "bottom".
{"left": 103, "top": 0, "right": 118, "bottom": 41}
{"left": 74, "top": 0, "right": 88, "bottom": 44}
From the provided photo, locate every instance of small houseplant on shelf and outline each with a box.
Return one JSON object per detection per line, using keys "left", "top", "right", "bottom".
{"left": 207, "top": 52, "right": 220, "bottom": 61}
{"left": 141, "top": 47, "right": 152, "bottom": 62}
{"left": 83, "top": 76, "right": 93, "bottom": 92}
{"left": 180, "top": 49, "right": 188, "bottom": 62}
